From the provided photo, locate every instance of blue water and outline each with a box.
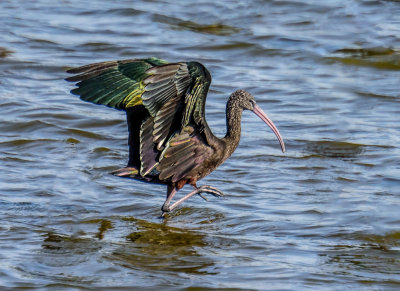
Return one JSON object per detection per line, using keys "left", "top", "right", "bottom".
{"left": 1, "top": 0, "right": 400, "bottom": 289}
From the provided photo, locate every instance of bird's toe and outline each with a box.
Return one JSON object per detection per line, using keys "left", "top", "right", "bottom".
{"left": 198, "top": 185, "right": 224, "bottom": 197}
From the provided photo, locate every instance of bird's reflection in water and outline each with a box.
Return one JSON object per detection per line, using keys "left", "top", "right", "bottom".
{"left": 40, "top": 215, "right": 218, "bottom": 276}
{"left": 107, "top": 216, "right": 216, "bottom": 275}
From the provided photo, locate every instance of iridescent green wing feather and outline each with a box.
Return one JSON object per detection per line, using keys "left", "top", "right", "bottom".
{"left": 66, "top": 57, "right": 168, "bottom": 110}
{"left": 66, "top": 59, "right": 210, "bottom": 122}
{"left": 181, "top": 62, "right": 212, "bottom": 128}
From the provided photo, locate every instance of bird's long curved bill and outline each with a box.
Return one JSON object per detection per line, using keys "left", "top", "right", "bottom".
{"left": 252, "top": 104, "right": 285, "bottom": 153}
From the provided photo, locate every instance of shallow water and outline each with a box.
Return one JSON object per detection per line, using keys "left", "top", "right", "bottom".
{"left": 1, "top": 0, "right": 400, "bottom": 289}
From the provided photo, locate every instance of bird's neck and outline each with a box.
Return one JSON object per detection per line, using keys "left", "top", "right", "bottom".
{"left": 222, "top": 98, "right": 243, "bottom": 158}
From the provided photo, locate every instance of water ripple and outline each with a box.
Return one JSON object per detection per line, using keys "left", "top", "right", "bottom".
{"left": 1, "top": 0, "right": 400, "bottom": 289}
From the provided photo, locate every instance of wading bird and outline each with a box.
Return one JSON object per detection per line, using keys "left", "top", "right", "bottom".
{"left": 66, "top": 58, "right": 285, "bottom": 215}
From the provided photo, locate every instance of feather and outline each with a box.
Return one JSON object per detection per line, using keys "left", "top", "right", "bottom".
{"left": 145, "top": 78, "right": 173, "bottom": 91}
{"left": 66, "top": 60, "right": 118, "bottom": 74}
{"left": 172, "top": 163, "right": 198, "bottom": 183}
{"left": 146, "top": 64, "right": 181, "bottom": 75}
{"left": 142, "top": 84, "right": 178, "bottom": 116}
{"left": 153, "top": 96, "right": 180, "bottom": 148}
{"left": 143, "top": 72, "right": 176, "bottom": 84}
{"left": 67, "top": 58, "right": 163, "bottom": 110}
{"left": 139, "top": 117, "right": 158, "bottom": 176}
{"left": 158, "top": 151, "right": 196, "bottom": 180}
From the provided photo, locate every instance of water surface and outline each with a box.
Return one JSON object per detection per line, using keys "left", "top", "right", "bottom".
{"left": 1, "top": 0, "right": 400, "bottom": 289}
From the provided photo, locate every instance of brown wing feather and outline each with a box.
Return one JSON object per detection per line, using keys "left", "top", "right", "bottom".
{"left": 153, "top": 96, "right": 181, "bottom": 150}
{"left": 142, "top": 63, "right": 191, "bottom": 117}
{"left": 157, "top": 126, "right": 213, "bottom": 183}
{"left": 139, "top": 117, "right": 159, "bottom": 176}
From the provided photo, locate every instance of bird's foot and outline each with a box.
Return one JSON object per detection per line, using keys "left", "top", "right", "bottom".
{"left": 196, "top": 185, "right": 224, "bottom": 198}
{"left": 161, "top": 185, "right": 224, "bottom": 216}
{"left": 161, "top": 202, "right": 172, "bottom": 214}
{"left": 111, "top": 167, "right": 138, "bottom": 177}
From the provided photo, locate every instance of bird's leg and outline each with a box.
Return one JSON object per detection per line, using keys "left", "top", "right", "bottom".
{"left": 163, "top": 184, "right": 224, "bottom": 213}
{"left": 161, "top": 185, "right": 178, "bottom": 215}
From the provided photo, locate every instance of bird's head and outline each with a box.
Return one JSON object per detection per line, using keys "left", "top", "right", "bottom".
{"left": 230, "top": 89, "right": 256, "bottom": 110}
{"left": 231, "top": 89, "right": 286, "bottom": 153}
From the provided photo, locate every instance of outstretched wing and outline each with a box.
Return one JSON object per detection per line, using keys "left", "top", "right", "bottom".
{"left": 66, "top": 58, "right": 183, "bottom": 111}
{"left": 67, "top": 59, "right": 214, "bottom": 183}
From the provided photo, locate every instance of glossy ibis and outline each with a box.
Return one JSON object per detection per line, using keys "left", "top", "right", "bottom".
{"left": 66, "top": 58, "right": 285, "bottom": 215}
